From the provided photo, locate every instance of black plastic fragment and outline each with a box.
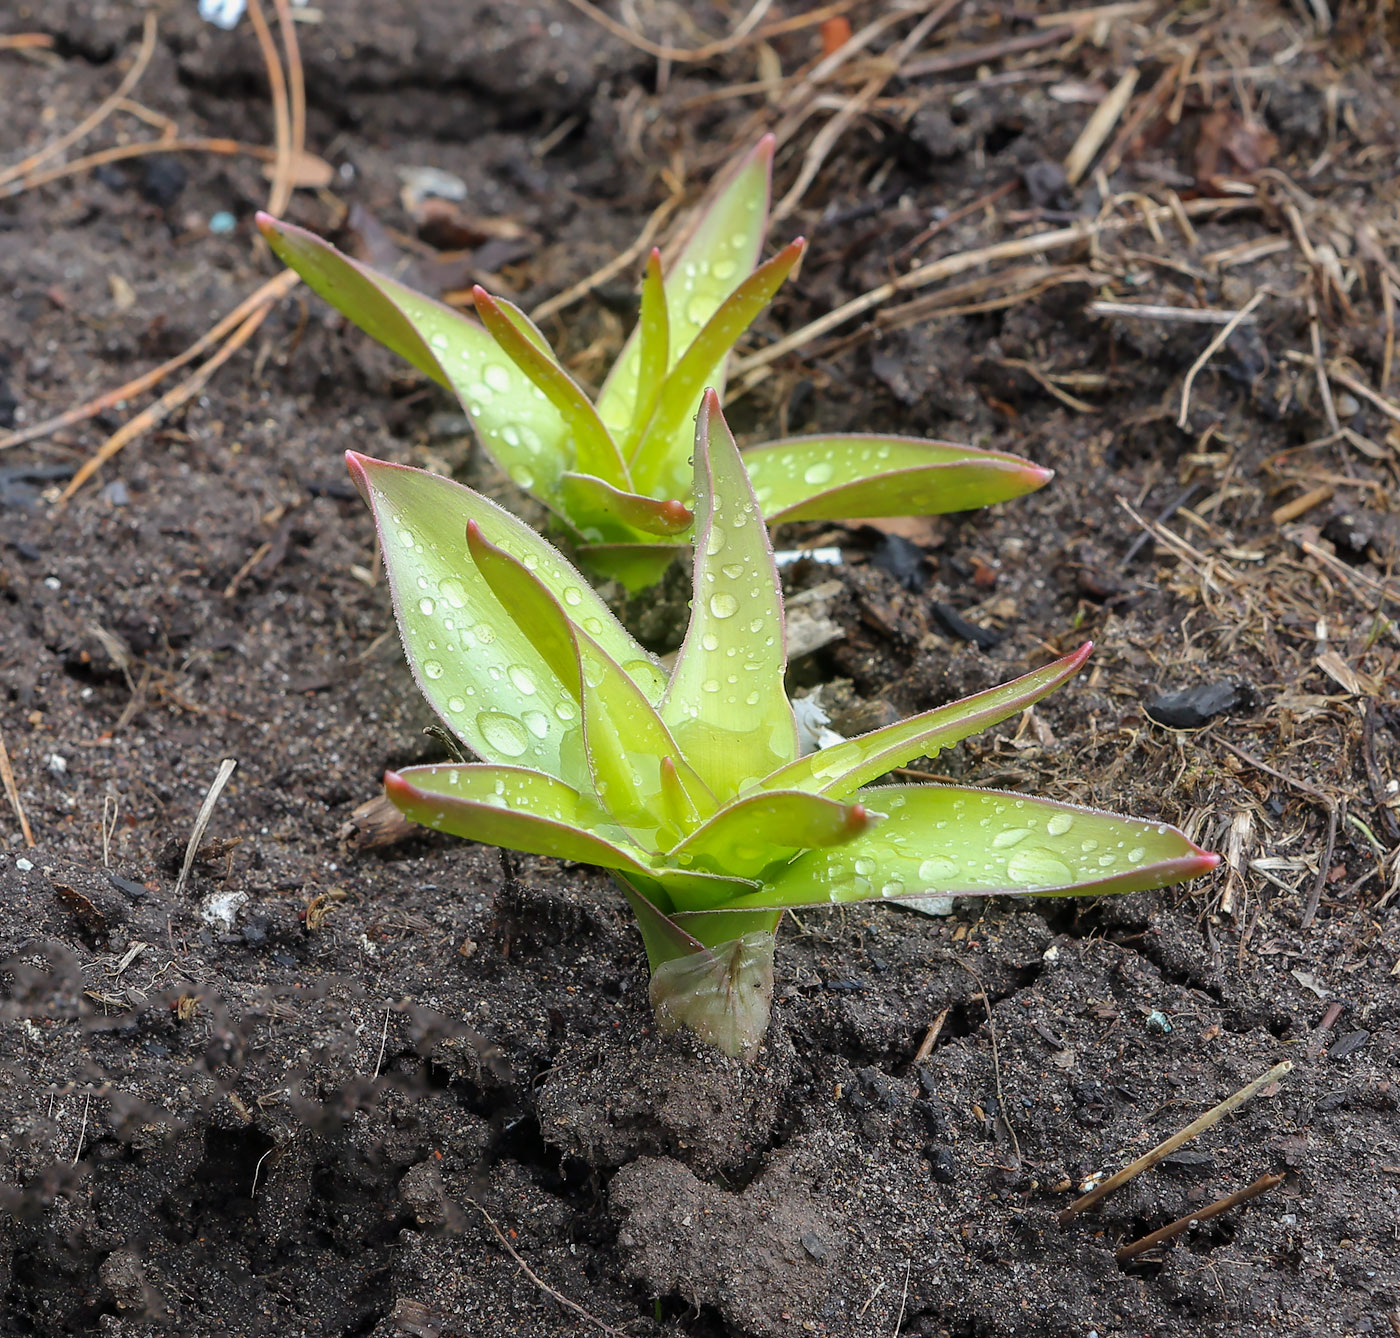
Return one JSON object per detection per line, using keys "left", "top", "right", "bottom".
{"left": 931, "top": 600, "right": 1001, "bottom": 650}
{"left": 870, "top": 532, "right": 928, "bottom": 590}
{"left": 1145, "top": 681, "right": 1246, "bottom": 729}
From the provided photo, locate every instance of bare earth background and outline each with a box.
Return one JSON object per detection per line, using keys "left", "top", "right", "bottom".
{"left": 1, "top": 2, "right": 1398, "bottom": 1335}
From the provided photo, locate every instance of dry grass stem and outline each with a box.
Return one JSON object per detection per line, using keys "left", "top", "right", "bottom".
{"left": 1064, "top": 68, "right": 1139, "bottom": 186}
{"left": 0, "top": 724, "right": 36, "bottom": 848}
{"left": 0, "top": 13, "right": 157, "bottom": 189}
{"left": 57, "top": 274, "right": 298, "bottom": 502}
{"left": 1115, "top": 1172, "right": 1285, "bottom": 1262}
{"left": 1060, "top": 1059, "right": 1293, "bottom": 1224}
{"left": 1176, "top": 289, "right": 1269, "bottom": 428}
{"left": 173, "top": 759, "right": 239, "bottom": 898}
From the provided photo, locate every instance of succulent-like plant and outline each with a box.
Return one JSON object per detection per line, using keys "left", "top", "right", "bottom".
{"left": 348, "top": 389, "right": 1218, "bottom": 1058}
{"left": 260, "top": 137, "right": 1052, "bottom": 589}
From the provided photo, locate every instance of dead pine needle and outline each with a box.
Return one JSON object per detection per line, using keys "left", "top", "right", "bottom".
{"left": 0, "top": 13, "right": 158, "bottom": 190}
{"left": 2, "top": 268, "right": 299, "bottom": 454}
{"left": 174, "top": 759, "right": 239, "bottom": 898}
{"left": 1060, "top": 1059, "right": 1293, "bottom": 1225}
{"left": 57, "top": 278, "right": 297, "bottom": 504}
{"left": 0, "top": 723, "right": 36, "bottom": 848}
{"left": 1177, "top": 289, "right": 1268, "bottom": 428}
{"left": 1115, "top": 1172, "right": 1285, "bottom": 1262}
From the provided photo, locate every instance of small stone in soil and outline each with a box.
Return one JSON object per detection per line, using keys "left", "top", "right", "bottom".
{"left": 1144, "top": 681, "right": 1247, "bottom": 728}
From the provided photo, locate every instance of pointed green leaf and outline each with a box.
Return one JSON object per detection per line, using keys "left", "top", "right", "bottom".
{"left": 387, "top": 762, "right": 628, "bottom": 852}
{"left": 619, "top": 248, "right": 670, "bottom": 455}
{"left": 387, "top": 766, "right": 745, "bottom": 905}
{"left": 257, "top": 215, "right": 572, "bottom": 503}
{"left": 661, "top": 392, "right": 798, "bottom": 795}
{"left": 665, "top": 790, "right": 879, "bottom": 887}
{"left": 460, "top": 514, "right": 714, "bottom": 837}
{"left": 742, "top": 435, "right": 1055, "bottom": 523}
{"left": 697, "top": 785, "right": 1221, "bottom": 913}
{"left": 472, "top": 286, "right": 630, "bottom": 487}
{"left": 631, "top": 239, "right": 807, "bottom": 493}
{"left": 597, "top": 135, "right": 775, "bottom": 434}
{"left": 763, "top": 644, "right": 1093, "bottom": 798}
{"left": 559, "top": 473, "right": 693, "bottom": 537}
{"left": 349, "top": 453, "right": 655, "bottom": 786}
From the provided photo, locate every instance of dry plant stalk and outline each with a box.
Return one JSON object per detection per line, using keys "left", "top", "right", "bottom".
{"left": 1060, "top": 1059, "right": 1293, "bottom": 1224}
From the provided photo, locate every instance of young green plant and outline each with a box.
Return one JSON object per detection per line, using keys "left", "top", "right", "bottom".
{"left": 260, "top": 137, "right": 1052, "bottom": 589}
{"left": 350, "top": 390, "right": 1218, "bottom": 1059}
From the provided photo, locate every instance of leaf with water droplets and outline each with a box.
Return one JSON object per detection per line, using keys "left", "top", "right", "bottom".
{"left": 630, "top": 239, "right": 807, "bottom": 493}
{"left": 461, "top": 514, "right": 714, "bottom": 834}
{"left": 472, "top": 286, "right": 631, "bottom": 488}
{"left": 665, "top": 790, "right": 879, "bottom": 891}
{"left": 619, "top": 249, "right": 670, "bottom": 457}
{"left": 696, "top": 784, "right": 1220, "bottom": 912}
{"left": 559, "top": 472, "right": 693, "bottom": 537}
{"left": 763, "top": 644, "right": 1092, "bottom": 798}
{"left": 257, "top": 214, "right": 572, "bottom": 507}
{"left": 386, "top": 765, "right": 739, "bottom": 904}
{"left": 350, "top": 453, "right": 656, "bottom": 786}
{"left": 742, "top": 435, "right": 1054, "bottom": 524}
{"left": 661, "top": 393, "right": 797, "bottom": 796}
{"left": 597, "top": 135, "right": 775, "bottom": 435}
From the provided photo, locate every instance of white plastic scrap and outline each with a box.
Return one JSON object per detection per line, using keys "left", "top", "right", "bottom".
{"left": 198, "top": 0, "right": 306, "bottom": 31}
{"left": 792, "top": 692, "right": 845, "bottom": 757}
{"left": 199, "top": 889, "right": 249, "bottom": 933}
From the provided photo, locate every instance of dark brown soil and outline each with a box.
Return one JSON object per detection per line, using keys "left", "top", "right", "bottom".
{"left": 3, "top": 4, "right": 1399, "bottom": 1336}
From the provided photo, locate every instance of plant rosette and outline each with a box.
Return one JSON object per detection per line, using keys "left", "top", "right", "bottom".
{"left": 349, "top": 389, "right": 1219, "bottom": 1059}
{"left": 260, "top": 136, "right": 1053, "bottom": 590}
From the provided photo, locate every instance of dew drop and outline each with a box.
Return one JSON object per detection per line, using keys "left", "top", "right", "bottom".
{"left": 422, "top": 660, "right": 444, "bottom": 680}
{"left": 709, "top": 592, "right": 738, "bottom": 619}
{"left": 1046, "top": 812, "right": 1074, "bottom": 837}
{"left": 522, "top": 710, "right": 549, "bottom": 739}
{"left": 508, "top": 665, "right": 537, "bottom": 695}
{"left": 803, "top": 461, "right": 834, "bottom": 486}
{"left": 712, "top": 258, "right": 737, "bottom": 281}
{"left": 397, "top": 527, "right": 415, "bottom": 547}
{"left": 702, "top": 679, "right": 719, "bottom": 694}
{"left": 686, "top": 295, "right": 709, "bottom": 325}
{"left": 509, "top": 466, "right": 535, "bottom": 489}
{"left": 447, "top": 695, "right": 466, "bottom": 713}
{"left": 584, "top": 617, "right": 603, "bottom": 634}
{"left": 1080, "top": 838, "right": 1099, "bottom": 853}
{"left": 418, "top": 596, "right": 436, "bottom": 616}
{"left": 918, "top": 855, "right": 959, "bottom": 882}
{"left": 991, "top": 828, "right": 1032, "bottom": 849}
{"left": 1006, "top": 849, "right": 1074, "bottom": 885}
{"left": 705, "top": 526, "right": 725, "bottom": 556}
{"left": 502, "top": 426, "right": 520, "bottom": 447}
{"left": 854, "top": 857, "right": 876, "bottom": 877}
{"left": 439, "top": 578, "right": 467, "bottom": 609}
{"left": 478, "top": 711, "right": 528, "bottom": 757}
{"left": 720, "top": 562, "right": 745, "bottom": 579}
{"left": 1127, "top": 846, "right": 1146, "bottom": 865}
{"left": 562, "top": 586, "right": 582, "bottom": 607}
{"left": 484, "top": 363, "right": 512, "bottom": 393}
{"left": 473, "top": 621, "right": 497, "bottom": 645}
{"left": 701, "top": 632, "right": 719, "bottom": 651}
{"left": 554, "top": 700, "right": 577, "bottom": 722}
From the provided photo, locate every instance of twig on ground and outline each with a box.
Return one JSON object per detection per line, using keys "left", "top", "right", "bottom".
{"left": 1089, "top": 301, "right": 1260, "bottom": 325}
{"left": 560, "top": 0, "right": 791, "bottom": 62}
{"left": 1060, "top": 1059, "right": 1293, "bottom": 1224}
{"left": 1300, "top": 801, "right": 1340, "bottom": 930}
{"left": 0, "top": 724, "right": 36, "bottom": 848}
{"left": 245, "top": 0, "right": 294, "bottom": 216}
{"left": 468, "top": 1199, "right": 628, "bottom": 1337}
{"left": 2, "top": 268, "right": 299, "bottom": 453}
{"left": 1115, "top": 1172, "right": 1285, "bottom": 1262}
{"left": 1064, "top": 68, "right": 1138, "bottom": 185}
{"left": 1177, "top": 289, "right": 1268, "bottom": 428}
{"left": 0, "top": 14, "right": 157, "bottom": 189}
{"left": 173, "top": 759, "right": 239, "bottom": 898}
{"left": 530, "top": 189, "right": 682, "bottom": 324}
{"left": 56, "top": 285, "right": 293, "bottom": 503}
